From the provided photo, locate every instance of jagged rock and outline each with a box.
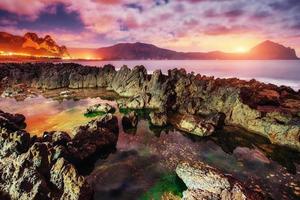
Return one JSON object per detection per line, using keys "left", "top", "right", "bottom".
{"left": 1, "top": 63, "right": 300, "bottom": 151}
{"left": 110, "top": 65, "right": 147, "bottom": 97}
{"left": 176, "top": 162, "right": 263, "bottom": 200}
{"left": 42, "top": 131, "right": 71, "bottom": 146}
{"left": 149, "top": 111, "right": 168, "bottom": 126}
{"left": 50, "top": 158, "right": 93, "bottom": 200}
{"left": 0, "top": 129, "right": 30, "bottom": 158}
{"left": 122, "top": 111, "right": 138, "bottom": 129}
{"left": 85, "top": 103, "right": 115, "bottom": 114}
{"left": 68, "top": 114, "right": 119, "bottom": 162}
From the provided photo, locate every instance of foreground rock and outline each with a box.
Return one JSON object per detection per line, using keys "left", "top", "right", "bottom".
{"left": 0, "top": 110, "right": 119, "bottom": 200}
{"left": 1, "top": 63, "right": 299, "bottom": 151}
{"left": 176, "top": 162, "right": 263, "bottom": 200}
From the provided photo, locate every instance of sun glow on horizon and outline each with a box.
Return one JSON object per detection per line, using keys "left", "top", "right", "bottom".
{"left": 234, "top": 46, "right": 249, "bottom": 53}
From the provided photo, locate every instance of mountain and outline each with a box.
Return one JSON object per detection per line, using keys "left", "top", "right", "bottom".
{"left": 247, "top": 40, "right": 298, "bottom": 59}
{"left": 83, "top": 41, "right": 298, "bottom": 60}
{"left": 0, "top": 32, "right": 69, "bottom": 58}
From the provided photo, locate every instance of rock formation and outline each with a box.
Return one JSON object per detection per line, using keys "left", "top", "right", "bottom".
{"left": 176, "top": 162, "right": 263, "bottom": 200}
{"left": 0, "top": 109, "right": 119, "bottom": 200}
{"left": 0, "top": 63, "right": 299, "bottom": 151}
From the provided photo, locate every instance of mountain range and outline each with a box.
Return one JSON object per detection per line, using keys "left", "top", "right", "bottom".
{"left": 0, "top": 31, "right": 298, "bottom": 60}
{"left": 0, "top": 32, "right": 69, "bottom": 58}
{"left": 70, "top": 40, "right": 298, "bottom": 60}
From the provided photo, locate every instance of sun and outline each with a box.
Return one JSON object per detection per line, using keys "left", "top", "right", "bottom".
{"left": 234, "top": 46, "right": 248, "bottom": 53}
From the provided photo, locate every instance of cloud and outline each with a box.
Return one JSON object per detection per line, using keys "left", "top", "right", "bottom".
{"left": 0, "top": 0, "right": 299, "bottom": 55}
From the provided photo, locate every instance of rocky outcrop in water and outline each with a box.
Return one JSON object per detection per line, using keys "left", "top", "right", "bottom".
{"left": 1, "top": 63, "right": 299, "bottom": 151}
{"left": 85, "top": 103, "right": 115, "bottom": 115}
{"left": 0, "top": 110, "right": 119, "bottom": 200}
{"left": 68, "top": 114, "right": 119, "bottom": 162}
{"left": 176, "top": 162, "right": 263, "bottom": 200}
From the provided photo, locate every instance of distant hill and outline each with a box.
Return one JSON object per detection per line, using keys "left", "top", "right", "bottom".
{"left": 0, "top": 32, "right": 69, "bottom": 58}
{"left": 71, "top": 40, "right": 298, "bottom": 60}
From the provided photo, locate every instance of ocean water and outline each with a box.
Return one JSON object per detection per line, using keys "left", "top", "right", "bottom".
{"left": 61, "top": 60, "right": 300, "bottom": 91}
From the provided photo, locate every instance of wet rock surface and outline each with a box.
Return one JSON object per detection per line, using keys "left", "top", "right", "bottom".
{"left": 0, "top": 109, "right": 119, "bottom": 200}
{"left": 0, "top": 62, "right": 299, "bottom": 151}
{"left": 176, "top": 161, "right": 263, "bottom": 200}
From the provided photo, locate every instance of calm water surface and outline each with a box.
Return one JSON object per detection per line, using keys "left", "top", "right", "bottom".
{"left": 0, "top": 89, "right": 299, "bottom": 200}
{"left": 60, "top": 60, "right": 300, "bottom": 90}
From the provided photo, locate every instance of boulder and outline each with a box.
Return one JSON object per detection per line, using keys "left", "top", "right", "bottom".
{"left": 68, "top": 114, "right": 119, "bottom": 162}
{"left": 176, "top": 162, "right": 263, "bottom": 200}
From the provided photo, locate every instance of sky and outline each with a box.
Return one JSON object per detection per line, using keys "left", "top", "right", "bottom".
{"left": 0, "top": 0, "right": 300, "bottom": 54}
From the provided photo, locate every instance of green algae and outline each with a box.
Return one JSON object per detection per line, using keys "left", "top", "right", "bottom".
{"left": 119, "top": 108, "right": 152, "bottom": 118}
{"left": 139, "top": 173, "right": 187, "bottom": 200}
{"left": 84, "top": 111, "right": 107, "bottom": 118}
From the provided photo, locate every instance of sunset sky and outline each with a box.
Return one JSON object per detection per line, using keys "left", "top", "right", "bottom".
{"left": 1, "top": 0, "right": 300, "bottom": 54}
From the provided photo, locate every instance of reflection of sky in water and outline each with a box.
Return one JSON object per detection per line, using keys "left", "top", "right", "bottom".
{"left": 64, "top": 60, "right": 300, "bottom": 90}
{"left": 0, "top": 95, "right": 299, "bottom": 199}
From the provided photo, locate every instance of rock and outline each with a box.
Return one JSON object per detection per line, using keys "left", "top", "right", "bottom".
{"left": 0, "top": 142, "right": 92, "bottom": 200}
{"left": 85, "top": 103, "right": 115, "bottom": 115}
{"left": 42, "top": 131, "right": 71, "bottom": 146}
{"left": 59, "top": 90, "right": 74, "bottom": 98}
{"left": 0, "top": 129, "right": 30, "bottom": 158}
{"left": 149, "top": 111, "right": 168, "bottom": 126}
{"left": 0, "top": 110, "right": 26, "bottom": 131}
{"left": 50, "top": 158, "right": 93, "bottom": 200}
{"left": 68, "top": 114, "right": 119, "bottom": 162}
{"left": 110, "top": 65, "right": 147, "bottom": 97}
{"left": 0, "top": 110, "right": 119, "bottom": 200}
{"left": 170, "top": 114, "right": 215, "bottom": 137}
{"left": 176, "top": 162, "right": 262, "bottom": 200}
{"left": 1, "top": 63, "right": 300, "bottom": 151}
{"left": 122, "top": 111, "right": 138, "bottom": 129}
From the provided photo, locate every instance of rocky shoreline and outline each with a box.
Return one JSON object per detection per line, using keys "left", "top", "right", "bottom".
{"left": 1, "top": 62, "right": 299, "bottom": 151}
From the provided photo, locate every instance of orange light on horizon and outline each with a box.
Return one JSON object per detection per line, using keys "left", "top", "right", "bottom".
{"left": 0, "top": 50, "right": 64, "bottom": 59}
{"left": 234, "top": 46, "right": 249, "bottom": 53}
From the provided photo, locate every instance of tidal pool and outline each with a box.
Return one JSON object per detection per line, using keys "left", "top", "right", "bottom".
{"left": 0, "top": 88, "right": 299, "bottom": 200}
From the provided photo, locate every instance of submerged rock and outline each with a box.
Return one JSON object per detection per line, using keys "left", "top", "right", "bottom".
{"left": 176, "top": 162, "right": 263, "bottom": 200}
